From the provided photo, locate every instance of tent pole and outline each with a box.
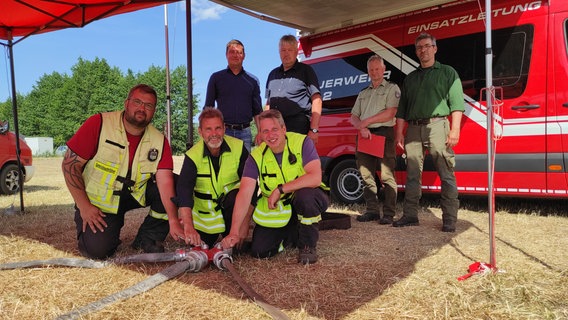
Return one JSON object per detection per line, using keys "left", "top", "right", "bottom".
{"left": 164, "top": 4, "right": 172, "bottom": 142}
{"left": 8, "top": 38, "right": 25, "bottom": 213}
{"left": 484, "top": 0, "right": 496, "bottom": 268}
{"left": 186, "top": 0, "right": 194, "bottom": 149}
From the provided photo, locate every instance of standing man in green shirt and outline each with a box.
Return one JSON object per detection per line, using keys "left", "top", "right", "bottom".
{"left": 394, "top": 32, "right": 465, "bottom": 232}
{"left": 351, "top": 54, "right": 399, "bottom": 224}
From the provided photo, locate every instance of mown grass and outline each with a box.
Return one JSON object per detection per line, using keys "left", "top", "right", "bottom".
{"left": 0, "top": 157, "right": 566, "bottom": 320}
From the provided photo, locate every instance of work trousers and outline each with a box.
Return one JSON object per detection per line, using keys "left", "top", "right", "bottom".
{"left": 403, "top": 119, "right": 459, "bottom": 223}
{"left": 250, "top": 187, "right": 329, "bottom": 258}
{"left": 355, "top": 126, "right": 397, "bottom": 217}
{"left": 75, "top": 176, "right": 170, "bottom": 260}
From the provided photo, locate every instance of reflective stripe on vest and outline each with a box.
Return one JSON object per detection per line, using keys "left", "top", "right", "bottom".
{"left": 82, "top": 111, "right": 164, "bottom": 214}
{"left": 297, "top": 213, "right": 322, "bottom": 226}
{"left": 149, "top": 209, "right": 168, "bottom": 220}
{"left": 186, "top": 136, "right": 243, "bottom": 234}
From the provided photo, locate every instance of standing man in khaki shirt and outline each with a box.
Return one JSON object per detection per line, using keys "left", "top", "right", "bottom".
{"left": 351, "top": 55, "right": 400, "bottom": 224}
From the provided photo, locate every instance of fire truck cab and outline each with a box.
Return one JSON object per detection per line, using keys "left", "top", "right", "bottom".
{"left": 300, "top": 0, "right": 568, "bottom": 203}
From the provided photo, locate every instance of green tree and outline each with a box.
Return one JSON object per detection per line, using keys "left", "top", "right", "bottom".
{"left": 20, "top": 72, "right": 69, "bottom": 141}
{"left": 0, "top": 93, "right": 27, "bottom": 132}
{"left": 2, "top": 57, "right": 198, "bottom": 153}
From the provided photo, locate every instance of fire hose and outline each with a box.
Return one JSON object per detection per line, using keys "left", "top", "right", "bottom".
{"left": 0, "top": 245, "right": 290, "bottom": 320}
{"left": 220, "top": 259, "right": 290, "bottom": 320}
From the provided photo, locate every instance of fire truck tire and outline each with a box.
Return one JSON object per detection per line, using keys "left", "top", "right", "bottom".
{"left": 329, "top": 159, "right": 364, "bottom": 204}
{"left": 0, "top": 164, "right": 20, "bottom": 195}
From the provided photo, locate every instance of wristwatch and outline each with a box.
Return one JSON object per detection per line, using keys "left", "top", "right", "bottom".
{"left": 310, "top": 128, "right": 319, "bottom": 133}
{"left": 277, "top": 184, "right": 285, "bottom": 194}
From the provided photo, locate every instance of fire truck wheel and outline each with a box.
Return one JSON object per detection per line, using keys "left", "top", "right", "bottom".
{"left": 329, "top": 159, "right": 364, "bottom": 204}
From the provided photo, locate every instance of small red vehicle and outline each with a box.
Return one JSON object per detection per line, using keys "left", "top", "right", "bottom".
{"left": 0, "top": 121, "right": 34, "bottom": 195}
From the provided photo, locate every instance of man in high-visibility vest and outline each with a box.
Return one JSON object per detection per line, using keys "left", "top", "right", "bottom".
{"left": 222, "top": 109, "right": 329, "bottom": 264}
{"left": 175, "top": 107, "right": 251, "bottom": 248}
{"left": 62, "top": 84, "right": 184, "bottom": 260}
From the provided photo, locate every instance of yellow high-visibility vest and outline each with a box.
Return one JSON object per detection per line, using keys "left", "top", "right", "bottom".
{"left": 186, "top": 136, "right": 243, "bottom": 234}
{"left": 82, "top": 111, "right": 164, "bottom": 214}
{"left": 251, "top": 132, "right": 306, "bottom": 228}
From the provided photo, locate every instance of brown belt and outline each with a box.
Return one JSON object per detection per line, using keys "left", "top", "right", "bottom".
{"left": 407, "top": 116, "right": 447, "bottom": 126}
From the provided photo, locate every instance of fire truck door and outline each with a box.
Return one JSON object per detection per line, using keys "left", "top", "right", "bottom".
{"left": 551, "top": 13, "right": 568, "bottom": 190}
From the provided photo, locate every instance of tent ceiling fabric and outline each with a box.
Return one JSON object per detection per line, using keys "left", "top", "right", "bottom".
{"left": 211, "top": 0, "right": 457, "bottom": 35}
{"left": 0, "top": 0, "right": 179, "bottom": 42}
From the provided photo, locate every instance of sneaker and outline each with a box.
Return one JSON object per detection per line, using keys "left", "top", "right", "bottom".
{"left": 392, "top": 216, "right": 419, "bottom": 227}
{"left": 356, "top": 212, "right": 379, "bottom": 222}
{"left": 378, "top": 216, "right": 393, "bottom": 225}
{"left": 298, "top": 247, "right": 318, "bottom": 264}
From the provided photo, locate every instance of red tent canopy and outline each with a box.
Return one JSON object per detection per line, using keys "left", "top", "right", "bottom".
{"left": 0, "top": 1, "right": 179, "bottom": 43}
{"left": 0, "top": 0, "right": 180, "bottom": 213}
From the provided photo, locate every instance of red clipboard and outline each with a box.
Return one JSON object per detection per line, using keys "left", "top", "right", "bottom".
{"left": 356, "top": 132, "right": 385, "bottom": 158}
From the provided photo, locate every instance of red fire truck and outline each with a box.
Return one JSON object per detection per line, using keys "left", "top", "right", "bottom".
{"left": 299, "top": 0, "right": 568, "bottom": 203}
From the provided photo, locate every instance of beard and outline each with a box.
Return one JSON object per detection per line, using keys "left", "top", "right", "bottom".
{"left": 124, "top": 110, "right": 150, "bottom": 128}
{"left": 204, "top": 136, "right": 223, "bottom": 149}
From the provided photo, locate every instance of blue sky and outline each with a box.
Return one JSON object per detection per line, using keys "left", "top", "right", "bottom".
{"left": 0, "top": 0, "right": 295, "bottom": 107}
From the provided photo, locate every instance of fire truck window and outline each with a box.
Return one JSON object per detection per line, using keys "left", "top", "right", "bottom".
{"left": 312, "top": 52, "right": 406, "bottom": 111}
{"left": 310, "top": 24, "right": 534, "bottom": 111}
{"left": 565, "top": 18, "right": 568, "bottom": 56}
{"left": 436, "top": 24, "right": 533, "bottom": 100}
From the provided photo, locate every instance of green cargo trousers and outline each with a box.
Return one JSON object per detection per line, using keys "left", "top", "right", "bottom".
{"left": 403, "top": 119, "right": 459, "bottom": 224}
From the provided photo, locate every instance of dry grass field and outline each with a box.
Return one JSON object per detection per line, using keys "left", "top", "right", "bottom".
{"left": 0, "top": 157, "right": 567, "bottom": 320}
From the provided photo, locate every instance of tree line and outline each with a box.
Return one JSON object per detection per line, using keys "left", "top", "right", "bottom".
{"left": 0, "top": 57, "right": 199, "bottom": 155}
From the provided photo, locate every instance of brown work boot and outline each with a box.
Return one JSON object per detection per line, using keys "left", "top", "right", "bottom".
{"left": 298, "top": 246, "right": 318, "bottom": 264}
{"left": 442, "top": 221, "right": 456, "bottom": 232}
{"left": 442, "top": 218, "right": 457, "bottom": 232}
{"left": 378, "top": 216, "right": 393, "bottom": 225}
{"left": 356, "top": 211, "right": 379, "bottom": 222}
{"left": 392, "top": 215, "right": 419, "bottom": 227}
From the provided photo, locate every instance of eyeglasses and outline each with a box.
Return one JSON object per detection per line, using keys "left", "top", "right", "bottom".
{"left": 416, "top": 44, "right": 435, "bottom": 51}
{"left": 129, "top": 98, "right": 156, "bottom": 110}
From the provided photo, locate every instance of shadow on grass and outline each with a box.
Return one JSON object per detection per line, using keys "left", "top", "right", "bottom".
{"left": 4, "top": 192, "right": 566, "bottom": 319}
{"left": 21, "top": 185, "right": 61, "bottom": 193}
{"left": 0, "top": 202, "right": 472, "bottom": 319}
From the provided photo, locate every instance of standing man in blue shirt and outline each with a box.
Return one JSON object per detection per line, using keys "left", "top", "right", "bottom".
{"left": 205, "top": 39, "right": 263, "bottom": 151}
{"left": 265, "top": 34, "right": 322, "bottom": 144}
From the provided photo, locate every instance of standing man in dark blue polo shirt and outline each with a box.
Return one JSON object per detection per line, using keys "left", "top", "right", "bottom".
{"left": 205, "top": 39, "right": 263, "bottom": 151}
{"left": 265, "top": 34, "right": 322, "bottom": 144}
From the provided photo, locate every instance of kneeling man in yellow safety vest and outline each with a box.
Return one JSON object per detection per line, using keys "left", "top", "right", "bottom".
{"left": 222, "top": 109, "right": 329, "bottom": 264}
{"left": 175, "top": 107, "right": 252, "bottom": 248}
{"left": 62, "top": 84, "right": 184, "bottom": 260}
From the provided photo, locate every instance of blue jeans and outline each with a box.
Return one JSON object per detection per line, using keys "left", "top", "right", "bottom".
{"left": 225, "top": 127, "right": 252, "bottom": 152}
